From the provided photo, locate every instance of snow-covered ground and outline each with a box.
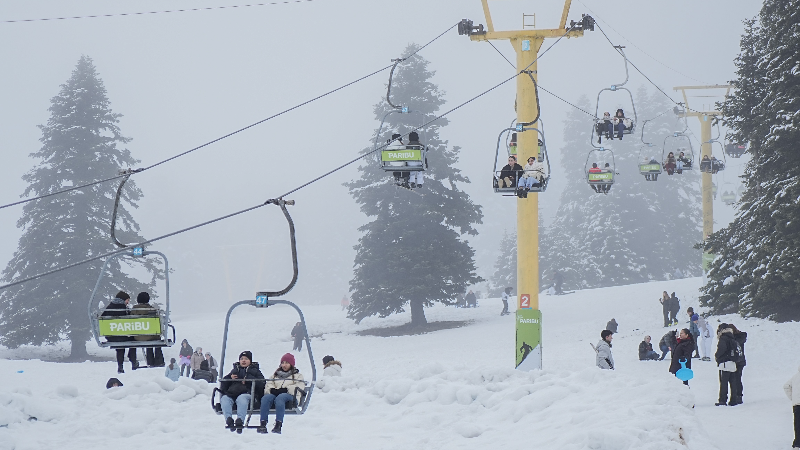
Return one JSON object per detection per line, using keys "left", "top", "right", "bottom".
{"left": 1, "top": 277, "right": 795, "bottom": 449}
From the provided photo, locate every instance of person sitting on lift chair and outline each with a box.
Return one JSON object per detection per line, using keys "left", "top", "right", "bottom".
{"left": 520, "top": 156, "right": 544, "bottom": 198}
{"left": 677, "top": 151, "right": 691, "bottom": 173}
{"left": 588, "top": 163, "right": 602, "bottom": 193}
{"left": 601, "top": 163, "right": 613, "bottom": 194}
{"left": 664, "top": 152, "right": 677, "bottom": 175}
{"left": 700, "top": 155, "right": 712, "bottom": 173}
{"left": 386, "top": 134, "right": 408, "bottom": 187}
{"left": 130, "top": 291, "right": 165, "bottom": 367}
{"left": 498, "top": 156, "right": 523, "bottom": 190}
{"left": 613, "top": 109, "right": 627, "bottom": 139}
{"left": 406, "top": 131, "right": 425, "bottom": 189}
{"left": 102, "top": 291, "right": 139, "bottom": 374}
{"left": 220, "top": 351, "right": 265, "bottom": 433}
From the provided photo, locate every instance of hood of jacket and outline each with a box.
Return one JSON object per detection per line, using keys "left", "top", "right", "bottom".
{"left": 718, "top": 327, "right": 733, "bottom": 338}
{"left": 323, "top": 360, "right": 342, "bottom": 369}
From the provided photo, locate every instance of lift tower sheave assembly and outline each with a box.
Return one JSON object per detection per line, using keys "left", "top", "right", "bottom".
{"left": 673, "top": 85, "right": 732, "bottom": 273}
{"left": 461, "top": 0, "right": 590, "bottom": 370}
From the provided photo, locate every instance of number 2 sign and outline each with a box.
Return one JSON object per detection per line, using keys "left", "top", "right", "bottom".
{"left": 519, "top": 294, "right": 531, "bottom": 309}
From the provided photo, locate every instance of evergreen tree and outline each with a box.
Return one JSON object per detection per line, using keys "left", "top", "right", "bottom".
{"left": 0, "top": 56, "right": 161, "bottom": 359}
{"left": 487, "top": 230, "right": 516, "bottom": 297}
{"left": 345, "top": 46, "right": 483, "bottom": 326}
{"left": 541, "top": 90, "right": 701, "bottom": 290}
{"left": 701, "top": 3, "right": 800, "bottom": 321}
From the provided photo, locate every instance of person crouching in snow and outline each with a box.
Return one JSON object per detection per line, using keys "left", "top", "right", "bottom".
{"left": 220, "top": 351, "right": 265, "bottom": 433}
{"left": 638, "top": 336, "right": 659, "bottom": 360}
{"left": 165, "top": 358, "right": 181, "bottom": 382}
{"left": 669, "top": 328, "right": 695, "bottom": 385}
{"left": 596, "top": 330, "right": 614, "bottom": 370}
{"left": 258, "top": 353, "right": 305, "bottom": 434}
{"left": 322, "top": 355, "right": 342, "bottom": 377}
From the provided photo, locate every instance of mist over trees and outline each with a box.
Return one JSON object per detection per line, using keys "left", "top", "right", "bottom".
{"left": 540, "top": 88, "right": 701, "bottom": 290}
{"left": 0, "top": 56, "right": 162, "bottom": 359}
{"left": 345, "top": 46, "right": 483, "bottom": 326}
{"left": 701, "top": 1, "right": 800, "bottom": 322}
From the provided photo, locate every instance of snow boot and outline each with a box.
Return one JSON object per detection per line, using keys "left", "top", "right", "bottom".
{"left": 271, "top": 420, "right": 282, "bottom": 434}
{"left": 131, "top": 359, "right": 140, "bottom": 371}
{"left": 226, "top": 417, "right": 235, "bottom": 432}
{"left": 117, "top": 363, "right": 124, "bottom": 374}
{"left": 235, "top": 418, "right": 244, "bottom": 434}
{"left": 729, "top": 397, "right": 743, "bottom": 406}
{"left": 714, "top": 402, "right": 727, "bottom": 406}
{"left": 257, "top": 420, "right": 268, "bottom": 434}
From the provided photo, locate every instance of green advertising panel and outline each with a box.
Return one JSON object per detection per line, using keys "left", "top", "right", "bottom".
{"left": 639, "top": 164, "right": 661, "bottom": 172}
{"left": 516, "top": 308, "right": 541, "bottom": 370}
{"left": 702, "top": 252, "right": 716, "bottom": 273}
{"left": 99, "top": 317, "right": 162, "bottom": 336}
{"left": 381, "top": 149, "right": 422, "bottom": 162}
{"left": 588, "top": 172, "right": 613, "bottom": 181}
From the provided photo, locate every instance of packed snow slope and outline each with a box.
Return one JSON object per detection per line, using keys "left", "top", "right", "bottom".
{"left": 1, "top": 277, "right": 795, "bottom": 449}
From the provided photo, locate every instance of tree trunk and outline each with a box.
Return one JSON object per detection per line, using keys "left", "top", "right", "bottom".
{"left": 409, "top": 298, "right": 427, "bottom": 328}
{"left": 66, "top": 335, "right": 89, "bottom": 362}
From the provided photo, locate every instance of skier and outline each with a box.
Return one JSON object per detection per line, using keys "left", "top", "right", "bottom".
{"left": 553, "top": 271, "right": 564, "bottom": 295}
{"left": 102, "top": 291, "right": 138, "bottom": 374}
{"left": 659, "top": 291, "right": 670, "bottom": 327}
{"left": 669, "top": 329, "right": 695, "bottom": 385}
{"left": 783, "top": 365, "right": 800, "bottom": 448}
{"left": 258, "top": 353, "right": 305, "bottom": 435}
{"left": 668, "top": 292, "right": 680, "bottom": 326}
{"left": 595, "top": 330, "right": 614, "bottom": 370}
{"left": 220, "top": 350, "right": 265, "bottom": 433}
{"left": 715, "top": 324, "right": 742, "bottom": 406}
{"left": 322, "top": 355, "right": 342, "bottom": 377}
{"left": 697, "top": 314, "right": 713, "bottom": 361}
{"left": 730, "top": 324, "right": 748, "bottom": 403}
{"left": 638, "top": 335, "right": 659, "bottom": 361}
{"left": 605, "top": 318, "right": 618, "bottom": 334}
{"left": 130, "top": 292, "right": 165, "bottom": 367}
{"left": 687, "top": 307, "right": 701, "bottom": 358}
{"left": 165, "top": 358, "right": 181, "bottom": 382}
{"left": 291, "top": 322, "right": 305, "bottom": 351}
{"left": 658, "top": 330, "right": 677, "bottom": 361}
{"left": 179, "top": 339, "right": 193, "bottom": 377}
{"left": 500, "top": 287, "right": 512, "bottom": 316}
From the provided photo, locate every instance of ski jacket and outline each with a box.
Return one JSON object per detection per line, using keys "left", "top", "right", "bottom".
{"left": 605, "top": 319, "right": 618, "bottom": 334}
{"left": 638, "top": 341, "right": 654, "bottom": 360}
{"left": 221, "top": 362, "right": 265, "bottom": 399}
{"left": 101, "top": 301, "right": 128, "bottom": 317}
{"left": 323, "top": 361, "right": 342, "bottom": 377}
{"left": 660, "top": 296, "right": 670, "bottom": 310}
{"left": 659, "top": 331, "right": 677, "bottom": 350}
{"left": 669, "top": 337, "right": 695, "bottom": 374}
{"left": 733, "top": 331, "right": 747, "bottom": 368}
{"left": 191, "top": 351, "right": 205, "bottom": 371}
{"left": 291, "top": 325, "right": 305, "bottom": 343}
{"left": 669, "top": 295, "right": 680, "bottom": 313}
{"left": 179, "top": 340, "right": 193, "bottom": 357}
{"left": 165, "top": 365, "right": 181, "bottom": 382}
{"left": 130, "top": 303, "right": 161, "bottom": 341}
{"left": 267, "top": 368, "right": 306, "bottom": 402}
{"left": 499, "top": 163, "right": 524, "bottom": 184}
{"left": 688, "top": 314, "right": 700, "bottom": 337}
{"left": 715, "top": 329, "right": 737, "bottom": 365}
{"left": 784, "top": 366, "right": 800, "bottom": 406}
{"left": 595, "top": 340, "right": 614, "bottom": 370}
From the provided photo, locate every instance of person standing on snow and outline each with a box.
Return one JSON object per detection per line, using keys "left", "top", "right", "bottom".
{"left": 687, "top": 308, "right": 701, "bottom": 358}
{"left": 659, "top": 291, "right": 670, "bottom": 327}
{"left": 291, "top": 322, "right": 305, "bottom": 351}
{"left": 783, "top": 365, "right": 800, "bottom": 448}
{"left": 596, "top": 330, "right": 614, "bottom": 370}
{"left": 697, "top": 314, "right": 713, "bottom": 361}
{"left": 190, "top": 346, "right": 205, "bottom": 378}
{"left": 730, "top": 324, "right": 748, "bottom": 403}
{"left": 638, "top": 336, "right": 659, "bottom": 361}
{"left": 465, "top": 290, "right": 477, "bottom": 308}
{"left": 341, "top": 295, "right": 350, "bottom": 311}
{"left": 606, "top": 318, "right": 618, "bottom": 334}
{"left": 553, "top": 271, "right": 564, "bottom": 295}
{"left": 669, "top": 328, "right": 695, "bottom": 385}
{"left": 658, "top": 330, "right": 677, "bottom": 361}
{"left": 668, "top": 292, "right": 681, "bottom": 326}
{"left": 715, "top": 324, "right": 742, "bottom": 406}
{"left": 179, "top": 339, "right": 193, "bottom": 377}
{"left": 500, "top": 287, "right": 512, "bottom": 316}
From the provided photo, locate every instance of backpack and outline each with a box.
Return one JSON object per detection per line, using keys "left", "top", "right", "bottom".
{"left": 730, "top": 340, "right": 743, "bottom": 363}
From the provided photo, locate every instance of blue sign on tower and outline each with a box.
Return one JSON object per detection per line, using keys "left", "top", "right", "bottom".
{"left": 255, "top": 295, "right": 268, "bottom": 307}
{"left": 132, "top": 247, "right": 144, "bottom": 257}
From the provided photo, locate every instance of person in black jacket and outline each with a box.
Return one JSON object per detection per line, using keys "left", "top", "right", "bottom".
{"left": 498, "top": 156, "right": 524, "bottom": 189}
{"left": 658, "top": 330, "right": 677, "bottom": 361}
{"left": 659, "top": 291, "right": 670, "bottom": 327}
{"left": 730, "top": 324, "right": 747, "bottom": 405}
{"left": 669, "top": 329, "right": 695, "bottom": 385}
{"left": 291, "top": 322, "right": 305, "bottom": 351}
{"left": 191, "top": 359, "right": 214, "bottom": 383}
{"left": 715, "top": 324, "right": 741, "bottom": 406}
{"left": 638, "top": 336, "right": 659, "bottom": 360}
{"left": 101, "top": 291, "right": 139, "bottom": 374}
{"left": 220, "top": 351, "right": 266, "bottom": 433}
{"left": 668, "top": 292, "right": 681, "bottom": 326}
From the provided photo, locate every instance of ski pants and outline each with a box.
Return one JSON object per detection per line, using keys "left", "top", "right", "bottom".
{"left": 181, "top": 363, "right": 191, "bottom": 377}
{"left": 700, "top": 334, "right": 713, "bottom": 359}
{"left": 718, "top": 370, "right": 740, "bottom": 403}
{"left": 260, "top": 392, "right": 295, "bottom": 423}
{"left": 116, "top": 348, "right": 136, "bottom": 365}
{"left": 501, "top": 299, "right": 509, "bottom": 315}
{"left": 793, "top": 405, "right": 800, "bottom": 448}
{"left": 669, "top": 310, "right": 679, "bottom": 324}
{"left": 221, "top": 394, "right": 252, "bottom": 420}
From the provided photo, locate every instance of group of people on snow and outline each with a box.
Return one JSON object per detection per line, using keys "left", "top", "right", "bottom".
{"left": 659, "top": 291, "right": 682, "bottom": 327}
{"left": 175, "top": 339, "right": 218, "bottom": 382}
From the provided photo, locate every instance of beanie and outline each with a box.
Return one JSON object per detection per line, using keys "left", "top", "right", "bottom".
{"left": 239, "top": 351, "right": 253, "bottom": 362}
{"left": 106, "top": 378, "right": 123, "bottom": 389}
{"left": 601, "top": 329, "right": 613, "bottom": 340}
{"left": 115, "top": 291, "right": 130, "bottom": 300}
{"left": 136, "top": 292, "right": 150, "bottom": 304}
{"left": 281, "top": 353, "right": 296, "bottom": 367}
{"left": 322, "top": 355, "right": 334, "bottom": 365}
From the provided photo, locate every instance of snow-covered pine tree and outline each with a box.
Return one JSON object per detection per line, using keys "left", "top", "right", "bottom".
{"left": 701, "top": 3, "right": 800, "bottom": 321}
{"left": 345, "top": 46, "right": 483, "bottom": 326}
{"left": 0, "top": 56, "right": 162, "bottom": 359}
{"left": 541, "top": 89, "right": 701, "bottom": 290}
{"left": 487, "top": 230, "right": 517, "bottom": 297}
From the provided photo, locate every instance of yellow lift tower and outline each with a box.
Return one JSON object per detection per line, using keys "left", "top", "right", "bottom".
{"left": 460, "top": 1, "right": 591, "bottom": 370}
{"left": 673, "top": 85, "right": 732, "bottom": 272}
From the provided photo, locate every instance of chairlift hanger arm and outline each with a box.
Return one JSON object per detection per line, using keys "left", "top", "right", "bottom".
{"left": 517, "top": 71, "right": 541, "bottom": 127}
{"left": 386, "top": 58, "right": 405, "bottom": 110}
{"left": 110, "top": 169, "right": 144, "bottom": 249}
{"left": 261, "top": 199, "right": 298, "bottom": 298}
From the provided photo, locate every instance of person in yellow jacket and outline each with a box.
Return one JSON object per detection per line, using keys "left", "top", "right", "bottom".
{"left": 258, "top": 353, "right": 305, "bottom": 435}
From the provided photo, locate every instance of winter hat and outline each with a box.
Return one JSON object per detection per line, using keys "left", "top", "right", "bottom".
{"left": 136, "top": 292, "right": 150, "bottom": 304}
{"left": 115, "top": 291, "right": 130, "bottom": 300}
{"left": 106, "top": 378, "right": 123, "bottom": 389}
{"left": 239, "top": 351, "right": 253, "bottom": 362}
{"left": 322, "top": 355, "right": 334, "bottom": 365}
{"left": 200, "top": 360, "right": 209, "bottom": 371}
{"left": 281, "top": 353, "right": 296, "bottom": 367}
{"left": 601, "top": 330, "right": 613, "bottom": 340}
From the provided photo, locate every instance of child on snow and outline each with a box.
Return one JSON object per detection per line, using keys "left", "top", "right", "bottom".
{"left": 165, "top": 358, "right": 181, "bottom": 382}
{"left": 596, "top": 330, "right": 614, "bottom": 370}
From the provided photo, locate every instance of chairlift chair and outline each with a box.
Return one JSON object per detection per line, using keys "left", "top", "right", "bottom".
{"left": 637, "top": 120, "right": 661, "bottom": 181}
{"left": 584, "top": 148, "right": 616, "bottom": 194}
{"left": 210, "top": 199, "right": 316, "bottom": 428}
{"left": 724, "top": 142, "right": 747, "bottom": 158}
{"left": 703, "top": 122, "right": 728, "bottom": 174}
{"left": 492, "top": 123, "right": 551, "bottom": 197}
{"left": 721, "top": 191, "right": 736, "bottom": 205}
{"left": 591, "top": 46, "right": 637, "bottom": 145}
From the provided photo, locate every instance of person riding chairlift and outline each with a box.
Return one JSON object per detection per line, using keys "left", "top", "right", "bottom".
{"left": 644, "top": 156, "right": 659, "bottom": 181}
{"left": 700, "top": 155, "right": 712, "bottom": 173}
{"left": 612, "top": 109, "right": 627, "bottom": 140}
{"left": 498, "top": 155, "right": 523, "bottom": 190}
{"left": 588, "top": 163, "right": 602, "bottom": 193}
{"left": 406, "top": 131, "right": 425, "bottom": 189}
{"left": 664, "top": 152, "right": 677, "bottom": 175}
{"left": 598, "top": 112, "right": 612, "bottom": 143}
{"left": 519, "top": 156, "right": 544, "bottom": 198}
{"left": 710, "top": 156, "right": 724, "bottom": 174}
{"left": 387, "top": 133, "right": 409, "bottom": 187}
{"left": 677, "top": 151, "right": 691, "bottom": 173}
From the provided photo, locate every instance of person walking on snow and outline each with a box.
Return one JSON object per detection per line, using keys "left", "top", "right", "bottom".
{"left": 553, "top": 271, "right": 564, "bottom": 295}
{"left": 291, "top": 322, "right": 305, "bottom": 351}
{"left": 341, "top": 295, "right": 350, "bottom": 311}
{"left": 715, "top": 324, "right": 742, "bottom": 406}
{"left": 596, "top": 330, "right": 614, "bottom": 370}
{"left": 783, "top": 365, "right": 800, "bottom": 448}
{"left": 687, "top": 308, "right": 701, "bottom": 358}
{"left": 501, "top": 287, "right": 512, "bottom": 316}
{"left": 659, "top": 291, "right": 670, "bottom": 327}
{"left": 668, "top": 292, "right": 681, "bottom": 326}
{"left": 669, "top": 328, "right": 695, "bottom": 385}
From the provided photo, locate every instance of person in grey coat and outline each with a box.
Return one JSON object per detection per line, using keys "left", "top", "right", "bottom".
{"left": 596, "top": 330, "right": 614, "bottom": 370}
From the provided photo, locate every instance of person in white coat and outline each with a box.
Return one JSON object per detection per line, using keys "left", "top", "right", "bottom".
{"left": 697, "top": 314, "right": 713, "bottom": 361}
{"left": 520, "top": 156, "right": 545, "bottom": 194}
{"left": 783, "top": 366, "right": 800, "bottom": 448}
{"left": 596, "top": 330, "right": 615, "bottom": 370}
{"left": 258, "top": 353, "right": 305, "bottom": 435}
{"left": 322, "top": 355, "right": 342, "bottom": 377}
